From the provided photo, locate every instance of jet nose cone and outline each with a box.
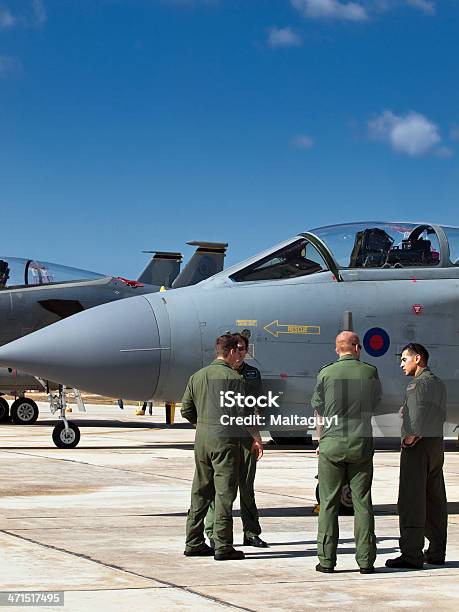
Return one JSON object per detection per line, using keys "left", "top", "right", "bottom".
{"left": 0, "top": 295, "right": 163, "bottom": 400}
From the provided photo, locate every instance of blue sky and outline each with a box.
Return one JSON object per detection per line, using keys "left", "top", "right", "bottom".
{"left": 1, "top": 0, "right": 458, "bottom": 277}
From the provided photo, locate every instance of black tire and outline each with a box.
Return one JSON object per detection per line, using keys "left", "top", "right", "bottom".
{"left": 315, "top": 482, "right": 354, "bottom": 515}
{"left": 10, "top": 397, "right": 39, "bottom": 425}
{"left": 340, "top": 484, "right": 354, "bottom": 514}
{"left": 270, "top": 433, "right": 313, "bottom": 446}
{"left": 52, "top": 422, "right": 80, "bottom": 449}
{"left": 0, "top": 397, "right": 9, "bottom": 423}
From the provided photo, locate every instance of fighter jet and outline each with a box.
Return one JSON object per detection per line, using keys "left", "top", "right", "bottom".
{"left": 0, "top": 241, "right": 228, "bottom": 427}
{"left": 0, "top": 222, "right": 458, "bottom": 448}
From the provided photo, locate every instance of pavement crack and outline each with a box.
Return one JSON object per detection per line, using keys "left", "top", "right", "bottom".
{"left": 0, "top": 529, "right": 253, "bottom": 611}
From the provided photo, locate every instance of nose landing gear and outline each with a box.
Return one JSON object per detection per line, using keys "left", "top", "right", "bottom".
{"left": 49, "top": 387, "right": 81, "bottom": 449}
{"left": 52, "top": 421, "right": 81, "bottom": 448}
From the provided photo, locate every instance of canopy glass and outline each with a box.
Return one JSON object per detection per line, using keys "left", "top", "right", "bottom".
{"left": 308, "top": 222, "right": 445, "bottom": 269}
{"left": 0, "top": 257, "right": 105, "bottom": 289}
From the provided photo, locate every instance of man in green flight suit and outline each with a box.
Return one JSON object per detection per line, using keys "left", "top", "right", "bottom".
{"left": 181, "top": 334, "right": 263, "bottom": 561}
{"left": 311, "top": 331, "right": 382, "bottom": 574}
{"left": 386, "top": 343, "right": 447, "bottom": 569}
{"left": 204, "top": 332, "right": 268, "bottom": 548}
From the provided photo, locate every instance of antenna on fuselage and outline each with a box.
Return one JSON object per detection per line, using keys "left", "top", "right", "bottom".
{"left": 343, "top": 311, "right": 353, "bottom": 332}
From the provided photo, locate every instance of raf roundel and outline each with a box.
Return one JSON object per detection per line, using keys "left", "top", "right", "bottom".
{"left": 363, "top": 327, "right": 390, "bottom": 357}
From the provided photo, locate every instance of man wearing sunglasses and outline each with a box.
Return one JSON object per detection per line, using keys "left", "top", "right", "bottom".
{"left": 311, "top": 331, "right": 381, "bottom": 574}
{"left": 386, "top": 343, "right": 447, "bottom": 569}
{"left": 205, "top": 332, "right": 267, "bottom": 548}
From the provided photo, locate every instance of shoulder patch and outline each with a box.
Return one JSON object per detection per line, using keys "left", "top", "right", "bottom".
{"left": 240, "top": 363, "right": 260, "bottom": 377}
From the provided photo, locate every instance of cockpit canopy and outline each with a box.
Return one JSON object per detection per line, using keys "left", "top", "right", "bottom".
{"left": 229, "top": 222, "right": 459, "bottom": 283}
{"left": 0, "top": 257, "right": 105, "bottom": 289}
{"left": 310, "top": 222, "right": 446, "bottom": 269}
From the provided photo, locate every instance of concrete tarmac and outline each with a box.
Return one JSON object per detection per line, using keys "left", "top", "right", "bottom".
{"left": 0, "top": 403, "right": 458, "bottom": 611}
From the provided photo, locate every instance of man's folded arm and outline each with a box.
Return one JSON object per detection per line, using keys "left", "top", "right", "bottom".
{"left": 180, "top": 381, "right": 198, "bottom": 424}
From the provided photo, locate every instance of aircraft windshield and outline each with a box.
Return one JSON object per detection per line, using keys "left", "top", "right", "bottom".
{"left": 0, "top": 256, "right": 105, "bottom": 289}
{"left": 442, "top": 226, "right": 459, "bottom": 265}
{"left": 230, "top": 238, "right": 328, "bottom": 282}
{"left": 310, "top": 223, "right": 441, "bottom": 269}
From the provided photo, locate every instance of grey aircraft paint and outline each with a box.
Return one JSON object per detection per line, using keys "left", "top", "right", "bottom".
{"left": 0, "top": 222, "right": 458, "bottom": 438}
{"left": 0, "top": 244, "right": 227, "bottom": 422}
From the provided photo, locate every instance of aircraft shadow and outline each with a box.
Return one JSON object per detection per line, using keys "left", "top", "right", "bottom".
{"left": 258, "top": 504, "right": 398, "bottom": 517}
{"left": 255, "top": 502, "right": 459, "bottom": 517}
{"left": 259, "top": 502, "right": 458, "bottom": 518}
{"left": 265, "top": 438, "right": 458, "bottom": 452}
{"left": 134, "top": 502, "right": 459, "bottom": 519}
{"left": 0, "top": 444, "right": 196, "bottom": 451}
{"left": 6, "top": 422, "right": 457, "bottom": 453}
{"left": 35, "top": 419, "right": 192, "bottom": 429}
{"left": 375, "top": 502, "right": 459, "bottom": 515}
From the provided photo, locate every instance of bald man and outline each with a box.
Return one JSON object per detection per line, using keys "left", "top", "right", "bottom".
{"left": 311, "top": 331, "right": 382, "bottom": 574}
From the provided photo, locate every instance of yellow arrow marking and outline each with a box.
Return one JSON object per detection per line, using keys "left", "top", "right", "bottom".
{"left": 264, "top": 320, "right": 321, "bottom": 338}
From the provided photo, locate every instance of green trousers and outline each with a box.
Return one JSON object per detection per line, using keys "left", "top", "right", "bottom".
{"left": 205, "top": 436, "right": 261, "bottom": 539}
{"left": 317, "top": 437, "right": 376, "bottom": 569}
{"left": 185, "top": 433, "right": 240, "bottom": 555}
{"left": 398, "top": 437, "right": 447, "bottom": 564}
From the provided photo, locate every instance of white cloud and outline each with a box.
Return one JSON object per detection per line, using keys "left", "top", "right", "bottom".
{"left": 435, "top": 146, "right": 453, "bottom": 159}
{"left": 0, "top": 7, "right": 15, "bottom": 28}
{"left": 0, "top": 1, "right": 46, "bottom": 29}
{"left": 268, "top": 27, "right": 302, "bottom": 47}
{"left": 0, "top": 55, "right": 22, "bottom": 77}
{"left": 308, "top": 1, "right": 438, "bottom": 18}
{"left": 368, "top": 110, "right": 442, "bottom": 156}
{"left": 291, "top": 0, "right": 368, "bottom": 21}
{"left": 450, "top": 126, "right": 459, "bottom": 142}
{"left": 31, "top": 0, "right": 47, "bottom": 27}
{"left": 406, "top": 0, "right": 435, "bottom": 15}
{"left": 291, "top": 134, "right": 315, "bottom": 149}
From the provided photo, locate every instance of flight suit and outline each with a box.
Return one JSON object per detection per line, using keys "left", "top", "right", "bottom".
{"left": 398, "top": 367, "right": 447, "bottom": 565}
{"left": 204, "top": 362, "right": 263, "bottom": 540}
{"left": 181, "top": 359, "right": 243, "bottom": 555}
{"left": 311, "top": 355, "right": 382, "bottom": 569}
